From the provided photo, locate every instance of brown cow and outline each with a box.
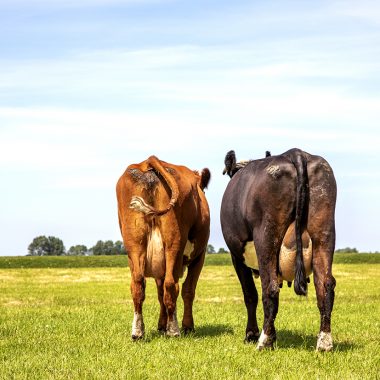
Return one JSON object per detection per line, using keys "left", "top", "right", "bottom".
{"left": 116, "top": 156, "right": 210, "bottom": 339}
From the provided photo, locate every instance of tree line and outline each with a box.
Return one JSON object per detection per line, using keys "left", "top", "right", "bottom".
{"left": 27, "top": 236, "right": 126, "bottom": 256}
{"left": 27, "top": 236, "right": 229, "bottom": 256}
{"left": 28, "top": 237, "right": 365, "bottom": 257}
{"left": 206, "top": 244, "right": 228, "bottom": 254}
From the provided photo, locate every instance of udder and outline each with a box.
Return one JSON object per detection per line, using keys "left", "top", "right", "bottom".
{"left": 279, "top": 224, "right": 312, "bottom": 282}
{"left": 242, "top": 223, "right": 312, "bottom": 282}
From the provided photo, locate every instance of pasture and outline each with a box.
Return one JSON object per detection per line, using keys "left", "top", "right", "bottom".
{"left": 0, "top": 254, "right": 379, "bottom": 379}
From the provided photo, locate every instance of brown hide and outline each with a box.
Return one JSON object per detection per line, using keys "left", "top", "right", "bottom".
{"left": 116, "top": 156, "right": 210, "bottom": 338}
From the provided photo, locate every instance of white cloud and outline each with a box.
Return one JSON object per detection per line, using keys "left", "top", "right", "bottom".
{"left": 1, "top": 102, "right": 379, "bottom": 186}
{"left": 334, "top": 0, "right": 380, "bottom": 24}
{"left": 1, "top": 43, "right": 379, "bottom": 153}
{"left": 1, "top": 42, "right": 376, "bottom": 88}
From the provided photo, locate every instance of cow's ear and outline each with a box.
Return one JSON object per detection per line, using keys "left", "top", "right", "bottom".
{"left": 224, "top": 150, "right": 236, "bottom": 177}
{"left": 200, "top": 168, "right": 211, "bottom": 190}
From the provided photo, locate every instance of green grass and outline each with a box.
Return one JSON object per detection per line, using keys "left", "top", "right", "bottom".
{"left": 333, "top": 252, "right": 380, "bottom": 264}
{"left": 0, "top": 255, "right": 379, "bottom": 379}
{"left": 0, "top": 252, "right": 378, "bottom": 269}
{"left": 0, "top": 254, "right": 233, "bottom": 269}
{"left": 0, "top": 255, "right": 129, "bottom": 269}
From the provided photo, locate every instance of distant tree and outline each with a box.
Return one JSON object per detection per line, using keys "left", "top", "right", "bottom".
{"left": 335, "top": 247, "right": 358, "bottom": 253}
{"left": 104, "top": 240, "right": 116, "bottom": 255}
{"left": 114, "top": 240, "right": 127, "bottom": 255}
{"left": 28, "top": 236, "right": 65, "bottom": 256}
{"left": 92, "top": 240, "right": 107, "bottom": 255}
{"left": 91, "top": 240, "right": 127, "bottom": 255}
{"left": 217, "top": 247, "right": 228, "bottom": 254}
{"left": 206, "top": 244, "right": 216, "bottom": 254}
{"left": 67, "top": 245, "right": 88, "bottom": 256}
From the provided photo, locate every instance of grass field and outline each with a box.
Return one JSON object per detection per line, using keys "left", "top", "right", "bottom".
{"left": 0, "top": 254, "right": 379, "bottom": 379}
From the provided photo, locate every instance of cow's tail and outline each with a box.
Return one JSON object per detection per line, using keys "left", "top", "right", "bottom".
{"left": 290, "top": 150, "right": 309, "bottom": 296}
{"left": 129, "top": 156, "right": 179, "bottom": 217}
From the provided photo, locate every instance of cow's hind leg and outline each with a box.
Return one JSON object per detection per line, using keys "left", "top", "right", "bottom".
{"left": 308, "top": 155, "right": 337, "bottom": 351}
{"left": 310, "top": 228, "right": 336, "bottom": 352}
{"left": 129, "top": 253, "right": 146, "bottom": 340}
{"left": 164, "top": 248, "right": 181, "bottom": 337}
{"left": 181, "top": 251, "right": 205, "bottom": 334}
{"left": 155, "top": 279, "right": 167, "bottom": 333}
{"left": 231, "top": 255, "right": 260, "bottom": 343}
{"left": 255, "top": 237, "right": 282, "bottom": 350}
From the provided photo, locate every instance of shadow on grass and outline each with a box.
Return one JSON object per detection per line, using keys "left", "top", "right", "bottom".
{"left": 140, "top": 324, "right": 234, "bottom": 342}
{"left": 277, "top": 330, "right": 357, "bottom": 351}
{"left": 194, "top": 324, "right": 234, "bottom": 337}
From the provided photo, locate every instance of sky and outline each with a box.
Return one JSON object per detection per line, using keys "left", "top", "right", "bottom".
{"left": 0, "top": 0, "right": 379, "bottom": 255}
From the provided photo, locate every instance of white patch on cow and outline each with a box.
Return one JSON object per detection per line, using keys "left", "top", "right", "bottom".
{"left": 129, "top": 196, "right": 151, "bottom": 214}
{"left": 237, "top": 160, "right": 250, "bottom": 168}
{"left": 256, "top": 330, "right": 269, "bottom": 351}
{"left": 316, "top": 331, "right": 333, "bottom": 352}
{"left": 166, "top": 309, "right": 180, "bottom": 337}
{"left": 279, "top": 238, "right": 313, "bottom": 282}
{"left": 131, "top": 312, "right": 145, "bottom": 339}
{"left": 145, "top": 224, "right": 165, "bottom": 279}
{"left": 243, "top": 241, "right": 259, "bottom": 271}
{"left": 266, "top": 165, "right": 281, "bottom": 178}
{"left": 183, "top": 240, "right": 194, "bottom": 259}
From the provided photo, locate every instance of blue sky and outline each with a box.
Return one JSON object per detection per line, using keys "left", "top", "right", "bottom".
{"left": 0, "top": 0, "right": 379, "bottom": 255}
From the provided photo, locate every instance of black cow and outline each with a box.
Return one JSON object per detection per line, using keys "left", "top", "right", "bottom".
{"left": 220, "top": 148, "right": 337, "bottom": 351}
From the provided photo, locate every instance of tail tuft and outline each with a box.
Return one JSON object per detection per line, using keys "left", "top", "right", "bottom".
{"left": 294, "top": 258, "right": 308, "bottom": 296}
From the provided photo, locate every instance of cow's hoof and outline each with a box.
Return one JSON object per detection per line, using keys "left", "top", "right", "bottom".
{"left": 166, "top": 310, "right": 180, "bottom": 337}
{"left": 256, "top": 331, "right": 276, "bottom": 351}
{"left": 166, "top": 328, "right": 180, "bottom": 337}
{"left": 131, "top": 312, "right": 145, "bottom": 340}
{"left": 166, "top": 319, "right": 180, "bottom": 337}
{"left": 131, "top": 333, "right": 144, "bottom": 341}
{"left": 316, "top": 331, "right": 333, "bottom": 352}
{"left": 131, "top": 326, "right": 145, "bottom": 341}
{"left": 182, "top": 326, "right": 195, "bottom": 335}
{"left": 157, "top": 320, "right": 167, "bottom": 334}
{"left": 244, "top": 330, "right": 260, "bottom": 343}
